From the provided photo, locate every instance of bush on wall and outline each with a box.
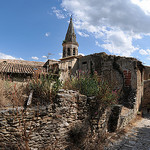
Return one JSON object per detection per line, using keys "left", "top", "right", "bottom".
{"left": 27, "top": 72, "right": 61, "bottom": 105}
{"left": 63, "top": 71, "right": 119, "bottom": 107}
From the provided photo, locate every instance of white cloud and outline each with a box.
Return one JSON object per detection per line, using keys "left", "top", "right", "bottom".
{"left": 139, "top": 49, "right": 148, "bottom": 55}
{"left": 147, "top": 55, "right": 150, "bottom": 61}
{"left": 0, "top": 52, "right": 23, "bottom": 60}
{"left": 131, "top": 0, "right": 150, "bottom": 15}
{"left": 96, "top": 30, "right": 139, "bottom": 57}
{"left": 31, "top": 56, "right": 39, "bottom": 60}
{"left": 77, "top": 31, "right": 89, "bottom": 37}
{"left": 62, "top": 0, "right": 150, "bottom": 34}
{"left": 18, "top": 58, "right": 24, "bottom": 60}
{"left": 95, "top": 41, "right": 101, "bottom": 47}
{"left": 59, "top": 53, "right": 62, "bottom": 58}
{"left": 52, "top": 7, "right": 65, "bottom": 19}
{"left": 73, "top": 21, "right": 104, "bottom": 38}
{"left": 139, "top": 49, "right": 150, "bottom": 55}
{"left": 101, "top": 30, "right": 139, "bottom": 56}
{"left": 78, "top": 53, "right": 85, "bottom": 56}
{"left": 42, "top": 55, "right": 47, "bottom": 58}
{"left": 60, "top": 0, "right": 150, "bottom": 57}
{"left": 0, "top": 52, "right": 16, "bottom": 59}
{"left": 45, "top": 32, "right": 50, "bottom": 37}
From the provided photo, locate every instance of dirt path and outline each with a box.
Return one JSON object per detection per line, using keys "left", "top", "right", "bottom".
{"left": 105, "top": 115, "right": 150, "bottom": 150}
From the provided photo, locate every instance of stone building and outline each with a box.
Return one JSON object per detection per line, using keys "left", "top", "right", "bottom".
{"left": 62, "top": 17, "right": 79, "bottom": 58}
{"left": 43, "top": 59, "right": 59, "bottom": 74}
{"left": 0, "top": 59, "right": 46, "bottom": 81}
{"left": 75, "top": 53, "right": 144, "bottom": 112}
{"left": 59, "top": 17, "right": 82, "bottom": 81}
{"left": 0, "top": 59, "right": 58, "bottom": 81}
{"left": 0, "top": 16, "right": 146, "bottom": 113}
{"left": 59, "top": 17, "right": 145, "bottom": 113}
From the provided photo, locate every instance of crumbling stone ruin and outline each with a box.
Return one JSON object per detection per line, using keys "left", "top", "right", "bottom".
{"left": 144, "top": 66, "right": 150, "bottom": 80}
{"left": 0, "top": 16, "right": 150, "bottom": 149}
{"left": 0, "top": 90, "right": 138, "bottom": 150}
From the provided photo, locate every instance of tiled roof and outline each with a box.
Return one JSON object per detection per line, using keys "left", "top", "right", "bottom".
{"left": 0, "top": 62, "right": 34, "bottom": 74}
{"left": 43, "top": 59, "right": 59, "bottom": 67}
{"left": 0, "top": 59, "right": 45, "bottom": 66}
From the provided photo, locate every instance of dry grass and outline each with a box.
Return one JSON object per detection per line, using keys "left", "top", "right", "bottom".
{"left": 0, "top": 79, "right": 27, "bottom": 108}
{"left": 0, "top": 79, "right": 11, "bottom": 107}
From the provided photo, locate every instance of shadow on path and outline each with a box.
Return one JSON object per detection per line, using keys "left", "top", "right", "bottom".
{"left": 105, "top": 114, "right": 150, "bottom": 150}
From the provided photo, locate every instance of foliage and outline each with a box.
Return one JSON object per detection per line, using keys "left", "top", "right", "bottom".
{"left": 27, "top": 72, "right": 61, "bottom": 104}
{"left": 63, "top": 71, "right": 118, "bottom": 107}
{"left": 0, "top": 72, "right": 61, "bottom": 107}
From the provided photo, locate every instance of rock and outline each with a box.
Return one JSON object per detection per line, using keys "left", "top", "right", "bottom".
{"left": 6, "top": 127, "right": 18, "bottom": 132}
{"left": 58, "top": 89, "right": 65, "bottom": 92}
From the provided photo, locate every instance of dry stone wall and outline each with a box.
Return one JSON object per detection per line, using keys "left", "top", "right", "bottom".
{"left": 117, "top": 106, "right": 136, "bottom": 129}
{"left": 0, "top": 90, "right": 110, "bottom": 150}
{"left": 142, "top": 80, "right": 150, "bottom": 114}
{"left": 107, "top": 105, "right": 137, "bottom": 132}
{"left": 0, "top": 90, "right": 138, "bottom": 150}
{"left": 77, "top": 53, "right": 144, "bottom": 112}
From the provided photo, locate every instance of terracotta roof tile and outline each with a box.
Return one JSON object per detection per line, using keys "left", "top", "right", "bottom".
{"left": 0, "top": 62, "right": 34, "bottom": 74}
{"left": 0, "top": 59, "right": 45, "bottom": 66}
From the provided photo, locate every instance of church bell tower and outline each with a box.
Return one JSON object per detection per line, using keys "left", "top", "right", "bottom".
{"left": 62, "top": 16, "right": 79, "bottom": 58}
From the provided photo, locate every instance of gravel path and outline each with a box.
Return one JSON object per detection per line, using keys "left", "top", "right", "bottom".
{"left": 105, "top": 115, "right": 150, "bottom": 150}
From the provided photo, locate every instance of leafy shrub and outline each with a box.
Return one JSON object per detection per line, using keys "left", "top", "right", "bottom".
{"left": 63, "top": 72, "right": 99, "bottom": 97}
{"left": 63, "top": 71, "right": 118, "bottom": 107}
{"left": 27, "top": 72, "right": 61, "bottom": 105}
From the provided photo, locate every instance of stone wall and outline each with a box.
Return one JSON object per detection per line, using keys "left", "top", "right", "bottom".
{"left": 144, "top": 66, "right": 150, "bottom": 80}
{"left": 59, "top": 52, "right": 144, "bottom": 114}
{"left": 0, "top": 90, "right": 113, "bottom": 150}
{"left": 117, "top": 106, "right": 136, "bottom": 129}
{"left": 0, "top": 89, "right": 139, "bottom": 150}
{"left": 142, "top": 80, "right": 150, "bottom": 114}
{"left": 76, "top": 53, "right": 144, "bottom": 112}
{"left": 59, "top": 57, "right": 78, "bottom": 82}
{"left": 107, "top": 105, "right": 137, "bottom": 132}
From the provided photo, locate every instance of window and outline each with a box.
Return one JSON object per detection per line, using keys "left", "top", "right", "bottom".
{"left": 73, "top": 48, "right": 76, "bottom": 55}
{"left": 63, "top": 50, "right": 66, "bottom": 57}
{"left": 67, "top": 48, "right": 70, "bottom": 56}
{"left": 82, "top": 61, "right": 87, "bottom": 64}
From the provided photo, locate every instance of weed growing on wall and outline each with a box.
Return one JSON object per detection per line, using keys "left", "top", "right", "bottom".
{"left": 63, "top": 72, "right": 99, "bottom": 96}
{"left": 27, "top": 72, "right": 61, "bottom": 105}
{"left": 64, "top": 72, "right": 119, "bottom": 149}
{"left": 0, "top": 72, "right": 61, "bottom": 107}
{"left": 63, "top": 71, "right": 118, "bottom": 107}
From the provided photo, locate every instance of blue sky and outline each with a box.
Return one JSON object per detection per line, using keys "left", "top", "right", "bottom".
{"left": 0, "top": 0, "right": 150, "bottom": 66}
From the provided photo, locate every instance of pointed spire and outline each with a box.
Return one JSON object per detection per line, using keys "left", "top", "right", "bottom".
{"left": 64, "top": 16, "right": 78, "bottom": 44}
